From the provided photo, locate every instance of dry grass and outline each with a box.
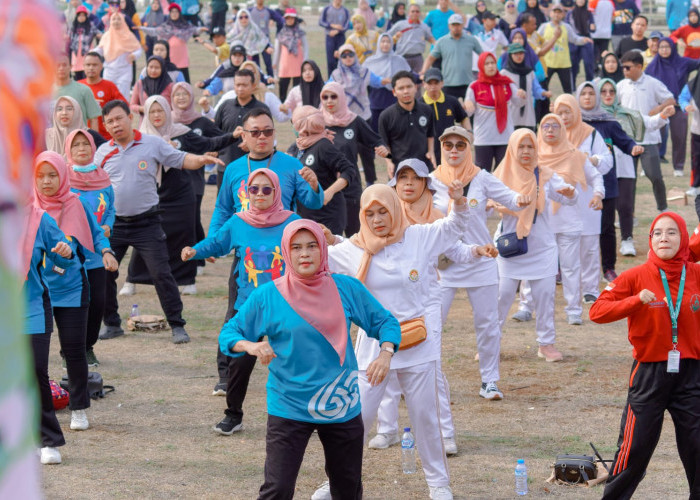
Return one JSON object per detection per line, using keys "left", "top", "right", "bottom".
{"left": 41, "top": 13, "right": 699, "bottom": 500}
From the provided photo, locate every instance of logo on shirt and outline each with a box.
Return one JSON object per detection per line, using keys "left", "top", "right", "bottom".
{"left": 604, "top": 282, "right": 616, "bottom": 292}
{"left": 307, "top": 369, "right": 359, "bottom": 421}
{"left": 343, "top": 129, "right": 354, "bottom": 140}
{"left": 690, "top": 294, "right": 700, "bottom": 313}
{"left": 193, "top": 128, "right": 203, "bottom": 136}
{"left": 138, "top": 160, "right": 148, "bottom": 170}
{"left": 172, "top": 139, "right": 182, "bottom": 150}
{"left": 418, "top": 116, "right": 428, "bottom": 127}
{"left": 408, "top": 269, "right": 419, "bottom": 282}
{"left": 305, "top": 154, "right": 315, "bottom": 166}
{"left": 97, "top": 90, "right": 105, "bottom": 98}
{"left": 446, "top": 109, "right": 453, "bottom": 117}
{"left": 469, "top": 198, "right": 478, "bottom": 208}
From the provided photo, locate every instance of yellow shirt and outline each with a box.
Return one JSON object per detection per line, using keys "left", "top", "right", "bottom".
{"left": 528, "top": 31, "right": 547, "bottom": 73}
{"left": 216, "top": 42, "right": 230, "bottom": 66}
{"left": 347, "top": 31, "right": 379, "bottom": 63}
{"left": 542, "top": 22, "right": 570, "bottom": 69}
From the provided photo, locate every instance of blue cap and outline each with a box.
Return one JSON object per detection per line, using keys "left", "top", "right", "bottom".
{"left": 404, "top": 427, "right": 411, "bottom": 432}
{"left": 388, "top": 158, "right": 435, "bottom": 193}
{"left": 517, "top": 459, "right": 525, "bottom": 464}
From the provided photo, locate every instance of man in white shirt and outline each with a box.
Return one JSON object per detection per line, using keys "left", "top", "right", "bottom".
{"left": 473, "top": 11, "right": 509, "bottom": 72}
{"left": 616, "top": 50, "right": 676, "bottom": 212}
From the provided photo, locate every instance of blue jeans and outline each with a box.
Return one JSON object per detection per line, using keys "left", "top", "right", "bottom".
{"left": 569, "top": 43, "right": 595, "bottom": 83}
{"left": 325, "top": 33, "right": 346, "bottom": 77}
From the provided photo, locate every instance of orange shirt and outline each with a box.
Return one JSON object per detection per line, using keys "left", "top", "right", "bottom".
{"left": 590, "top": 261, "right": 700, "bottom": 362}
{"left": 78, "top": 78, "right": 127, "bottom": 139}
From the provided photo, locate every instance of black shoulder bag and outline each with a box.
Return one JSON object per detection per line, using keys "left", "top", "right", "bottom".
{"left": 495, "top": 167, "right": 539, "bottom": 258}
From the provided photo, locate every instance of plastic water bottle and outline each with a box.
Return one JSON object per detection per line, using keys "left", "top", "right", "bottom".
{"left": 515, "top": 459, "right": 528, "bottom": 496}
{"left": 130, "top": 304, "right": 139, "bottom": 317}
{"left": 401, "top": 427, "right": 416, "bottom": 474}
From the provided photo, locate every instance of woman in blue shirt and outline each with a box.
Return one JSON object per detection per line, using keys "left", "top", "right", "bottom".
{"left": 182, "top": 168, "right": 301, "bottom": 436}
{"left": 66, "top": 129, "right": 115, "bottom": 368}
{"left": 218, "top": 219, "right": 401, "bottom": 499}
{"left": 34, "top": 151, "right": 118, "bottom": 434}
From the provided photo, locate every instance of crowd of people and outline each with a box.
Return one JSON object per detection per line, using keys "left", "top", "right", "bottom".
{"left": 21, "top": 0, "right": 700, "bottom": 498}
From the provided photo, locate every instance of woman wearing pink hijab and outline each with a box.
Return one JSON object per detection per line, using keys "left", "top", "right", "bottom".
{"left": 218, "top": 218, "right": 401, "bottom": 499}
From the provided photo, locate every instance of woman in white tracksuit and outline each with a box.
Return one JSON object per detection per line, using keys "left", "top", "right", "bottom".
{"left": 494, "top": 128, "right": 578, "bottom": 362}
{"left": 325, "top": 183, "right": 470, "bottom": 500}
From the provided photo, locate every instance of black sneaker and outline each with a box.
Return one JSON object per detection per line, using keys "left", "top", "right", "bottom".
{"left": 86, "top": 348, "right": 100, "bottom": 367}
{"left": 212, "top": 382, "right": 226, "bottom": 396}
{"left": 172, "top": 326, "right": 190, "bottom": 344}
{"left": 99, "top": 325, "right": 124, "bottom": 340}
{"left": 583, "top": 294, "right": 598, "bottom": 304}
{"left": 213, "top": 415, "right": 242, "bottom": 436}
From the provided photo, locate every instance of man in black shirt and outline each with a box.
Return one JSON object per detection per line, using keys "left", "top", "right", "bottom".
{"left": 379, "top": 71, "right": 435, "bottom": 177}
{"left": 419, "top": 68, "right": 469, "bottom": 165}
{"left": 615, "top": 15, "right": 648, "bottom": 59}
{"left": 213, "top": 69, "right": 270, "bottom": 190}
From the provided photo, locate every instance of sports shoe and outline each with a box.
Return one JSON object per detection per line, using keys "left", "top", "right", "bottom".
{"left": 40, "top": 447, "right": 62, "bottom": 465}
{"left": 172, "top": 326, "right": 190, "bottom": 344}
{"left": 70, "top": 410, "right": 89, "bottom": 431}
{"left": 429, "top": 486, "right": 454, "bottom": 500}
{"left": 687, "top": 187, "right": 700, "bottom": 196}
{"left": 659, "top": 156, "right": 668, "bottom": 164}
{"left": 567, "top": 314, "right": 583, "bottom": 325}
{"left": 674, "top": 169, "right": 684, "bottom": 177}
{"left": 443, "top": 437, "right": 458, "bottom": 456}
{"left": 479, "top": 382, "right": 503, "bottom": 400}
{"left": 86, "top": 348, "right": 99, "bottom": 367}
{"left": 583, "top": 294, "right": 597, "bottom": 304}
{"left": 181, "top": 284, "right": 197, "bottom": 295}
{"left": 196, "top": 266, "right": 204, "bottom": 276}
{"left": 99, "top": 324, "right": 124, "bottom": 340}
{"left": 620, "top": 237, "right": 636, "bottom": 256}
{"left": 603, "top": 269, "right": 618, "bottom": 283}
{"left": 119, "top": 282, "right": 136, "bottom": 296}
{"left": 368, "top": 432, "right": 399, "bottom": 449}
{"left": 311, "top": 481, "right": 331, "bottom": 500}
{"left": 538, "top": 344, "right": 563, "bottom": 362}
{"left": 212, "top": 381, "right": 226, "bottom": 396}
{"left": 212, "top": 415, "right": 243, "bottom": 436}
{"left": 511, "top": 310, "right": 532, "bottom": 322}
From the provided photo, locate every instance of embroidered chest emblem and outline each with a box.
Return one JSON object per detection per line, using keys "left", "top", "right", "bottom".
{"left": 138, "top": 160, "right": 148, "bottom": 170}
{"left": 408, "top": 269, "right": 419, "bottom": 282}
{"left": 418, "top": 116, "right": 428, "bottom": 127}
{"left": 469, "top": 198, "right": 478, "bottom": 208}
{"left": 305, "top": 154, "right": 315, "bottom": 166}
{"left": 344, "top": 129, "right": 354, "bottom": 140}
{"left": 690, "top": 294, "right": 700, "bottom": 312}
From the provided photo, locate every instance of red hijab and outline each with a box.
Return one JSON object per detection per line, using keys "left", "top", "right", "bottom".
{"left": 33, "top": 151, "right": 95, "bottom": 253}
{"left": 237, "top": 168, "right": 295, "bottom": 228}
{"left": 65, "top": 130, "right": 112, "bottom": 191}
{"left": 470, "top": 52, "right": 513, "bottom": 133}
{"left": 274, "top": 219, "right": 348, "bottom": 365}
{"left": 647, "top": 212, "right": 690, "bottom": 281}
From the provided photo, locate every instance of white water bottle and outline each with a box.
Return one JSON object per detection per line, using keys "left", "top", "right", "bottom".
{"left": 130, "top": 304, "right": 139, "bottom": 317}
{"left": 401, "top": 427, "right": 416, "bottom": 474}
{"left": 515, "top": 459, "right": 528, "bottom": 495}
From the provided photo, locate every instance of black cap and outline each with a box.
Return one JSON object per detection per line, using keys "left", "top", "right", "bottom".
{"left": 211, "top": 26, "right": 225, "bottom": 37}
{"left": 482, "top": 11, "right": 498, "bottom": 20}
{"left": 230, "top": 42, "right": 246, "bottom": 56}
{"left": 424, "top": 67, "right": 443, "bottom": 82}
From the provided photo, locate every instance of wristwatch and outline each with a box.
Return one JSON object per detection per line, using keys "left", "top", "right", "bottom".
{"left": 102, "top": 248, "right": 116, "bottom": 257}
{"left": 380, "top": 346, "right": 395, "bottom": 356}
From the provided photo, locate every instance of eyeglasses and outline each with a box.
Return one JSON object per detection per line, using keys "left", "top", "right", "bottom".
{"left": 244, "top": 128, "right": 274, "bottom": 137}
{"left": 650, "top": 229, "right": 678, "bottom": 239}
{"left": 340, "top": 52, "right": 354, "bottom": 59}
{"left": 541, "top": 123, "right": 561, "bottom": 131}
{"left": 442, "top": 141, "right": 468, "bottom": 151}
{"left": 621, "top": 65, "right": 634, "bottom": 71}
{"left": 322, "top": 94, "right": 338, "bottom": 101}
{"left": 248, "top": 186, "right": 275, "bottom": 195}
{"left": 600, "top": 88, "right": 616, "bottom": 94}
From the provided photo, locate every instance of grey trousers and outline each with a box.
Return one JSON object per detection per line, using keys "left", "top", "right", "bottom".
{"left": 634, "top": 144, "right": 667, "bottom": 211}
{"left": 669, "top": 108, "right": 688, "bottom": 172}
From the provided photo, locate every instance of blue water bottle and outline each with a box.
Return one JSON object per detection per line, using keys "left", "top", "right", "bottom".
{"left": 515, "top": 458, "right": 528, "bottom": 495}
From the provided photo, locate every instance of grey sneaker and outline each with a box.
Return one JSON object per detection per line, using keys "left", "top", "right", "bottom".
{"left": 213, "top": 415, "right": 242, "bottom": 436}
{"left": 511, "top": 310, "right": 532, "bottom": 322}
{"left": 479, "top": 381, "right": 503, "bottom": 400}
{"left": 86, "top": 348, "right": 99, "bottom": 367}
{"left": 172, "top": 326, "right": 190, "bottom": 344}
{"left": 99, "top": 324, "right": 124, "bottom": 340}
{"left": 212, "top": 381, "right": 226, "bottom": 396}
{"left": 567, "top": 314, "right": 583, "bottom": 325}
{"left": 583, "top": 294, "right": 597, "bottom": 304}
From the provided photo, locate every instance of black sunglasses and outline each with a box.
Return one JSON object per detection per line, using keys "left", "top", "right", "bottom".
{"left": 340, "top": 52, "right": 354, "bottom": 59}
{"left": 244, "top": 128, "right": 274, "bottom": 138}
{"left": 322, "top": 94, "right": 338, "bottom": 100}
{"left": 248, "top": 186, "right": 275, "bottom": 195}
{"left": 621, "top": 65, "right": 634, "bottom": 71}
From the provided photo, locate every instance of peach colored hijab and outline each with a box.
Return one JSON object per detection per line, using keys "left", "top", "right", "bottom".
{"left": 554, "top": 93, "right": 595, "bottom": 148}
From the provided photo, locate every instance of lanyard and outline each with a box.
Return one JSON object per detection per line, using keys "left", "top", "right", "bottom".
{"left": 247, "top": 150, "right": 275, "bottom": 175}
{"left": 659, "top": 266, "right": 686, "bottom": 346}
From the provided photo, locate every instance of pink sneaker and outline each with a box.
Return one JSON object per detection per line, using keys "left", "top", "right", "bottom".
{"left": 538, "top": 344, "right": 563, "bottom": 362}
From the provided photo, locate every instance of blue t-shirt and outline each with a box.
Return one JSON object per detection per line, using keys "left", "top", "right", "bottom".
{"left": 24, "top": 213, "right": 76, "bottom": 334}
{"left": 424, "top": 9, "right": 455, "bottom": 42}
{"left": 219, "top": 274, "right": 401, "bottom": 424}
{"left": 209, "top": 151, "right": 324, "bottom": 236}
{"left": 193, "top": 213, "right": 300, "bottom": 310}
{"left": 71, "top": 185, "right": 115, "bottom": 270}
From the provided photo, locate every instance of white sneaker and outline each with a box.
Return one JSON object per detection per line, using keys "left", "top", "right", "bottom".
{"left": 368, "top": 432, "right": 399, "bottom": 449}
{"left": 674, "top": 169, "right": 684, "bottom": 177}
{"left": 181, "top": 284, "right": 197, "bottom": 295}
{"left": 443, "top": 437, "right": 458, "bottom": 456}
{"left": 479, "top": 381, "right": 503, "bottom": 400}
{"left": 196, "top": 266, "right": 204, "bottom": 276}
{"left": 310, "top": 481, "right": 331, "bottom": 500}
{"left": 567, "top": 314, "right": 583, "bottom": 325}
{"left": 119, "top": 282, "right": 135, "bottom": 296}
{"left": 687, "top": 187, "right": 700, "bottom": 196}
{"left": 40, "top": 447, "right": 62, "bottom": 465}
{"left": 429, "top": 486, "right": 454, "bottom": 500}
{"left": 620, "top": 237, "right": 636, "bottom": 257}
{"left": 70, "top": 409, "right": 89, "bottom": 431}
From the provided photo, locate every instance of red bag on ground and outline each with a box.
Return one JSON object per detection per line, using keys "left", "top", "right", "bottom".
{"left": 50, "top": 380, "right": 69, "bottom": 410}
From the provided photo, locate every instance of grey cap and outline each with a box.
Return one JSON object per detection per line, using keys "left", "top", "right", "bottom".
{"left": 550, "top": 2, "right": 564, "bottom": 11}
{"left": 424, "top": 67, "right": 443, "bottom": 82}
{"left": 448, "top": 13, "right": 464, "bottom": 25}
{"left": 649, "top": 30, "right": 663, "bottom": 39}
{"left": 388, "top": 158, "right": 435, "bottom": 193}
{"left": 439, "top": 125, "right": 472, "bottom": 143}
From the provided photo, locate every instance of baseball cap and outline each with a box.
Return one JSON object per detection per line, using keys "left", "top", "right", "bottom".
{"left": 649, "top": 30, "right": 663, "bottom": 39}
{"left": 284, "top": 7, "right": 298, "bottom": 17}
{"left": 211, "top": 26, "right": 225, "bottom": 37}
{"left": 424, "top": 67, "right": 443, "bottom": 82}
{"left": 439, "top": 126, "right": 472, "bottom": 143}
{"left": 550, "top": 2, "right": 564, "bottom": 11}
{"left": 76, "top": 5, "right": 89, "bottom": 14}
{"left": 508, "top": 43, "right": 525, "bottom": 54}
{"left": 448, "top": 13, "right": 464, "bottom": 25}
{"left": 230, "top": 42, "right": 247, "bottom": 55}
{"left": 388, "top": 159, "right": 435, "bottom": 193}
{"left": 482, "top": 11, "right": 498, "bottom": 20}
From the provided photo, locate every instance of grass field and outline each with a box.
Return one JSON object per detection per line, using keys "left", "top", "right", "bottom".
{"left": 40, "top": 8, "right": 700, "bottom": 499}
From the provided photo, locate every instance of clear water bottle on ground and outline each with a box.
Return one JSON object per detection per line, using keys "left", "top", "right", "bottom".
{"left": 401, "top": 427, "right": 416, "bottom": 474}
{"left": 130, "top": 304, "right": 139, "bottom": 317}
{"left": 515, "top": 458, "right": 528, "bottom": 495}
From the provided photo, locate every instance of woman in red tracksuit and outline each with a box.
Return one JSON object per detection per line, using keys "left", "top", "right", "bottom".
{"left": 590, "top": 211, "right": 700, "bottom": 500}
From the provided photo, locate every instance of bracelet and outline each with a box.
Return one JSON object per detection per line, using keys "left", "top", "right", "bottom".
{"left": 103, "top": 248, "right": 116, "bottom": 257}
{"left": 380, "top": 346, "right": 395, "bottom": 356}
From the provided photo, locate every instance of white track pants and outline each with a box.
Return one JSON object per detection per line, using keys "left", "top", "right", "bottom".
{"left": 580, "top": 234, "right": 601, "bottom": 298}
{"left": 498, "top": 275, "right": 557, "bottom": 346}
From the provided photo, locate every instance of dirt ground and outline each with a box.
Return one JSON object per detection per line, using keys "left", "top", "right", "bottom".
{"left": 41, "top": 9, "right": 699, "bottom": 500}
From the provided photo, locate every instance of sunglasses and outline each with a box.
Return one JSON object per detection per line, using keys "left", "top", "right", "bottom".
{"left": 244, "top": 128, "right": 274, "bottom": 138}
{"left": 541, "top": 123, "right": 561, "bottom": 131}
{"left": 442, "top": 141, "right": 468, "bottom": 151}
{"left": 238, "top": 15, "right": 249, "bottom": 18}
{"left": 340, "top": 52, "right": 354, "bottom": 59}
{"left": 322, "top": 93, "right": 338, "bottom": 101}
{"left": 621, "top": 65, "right": 634, "bottom": 71}
{"left": 248, "top": 186, "right": 274, "bottom": 195}
{"left": 600, "top": 88, "right": 616, "bottom": 94}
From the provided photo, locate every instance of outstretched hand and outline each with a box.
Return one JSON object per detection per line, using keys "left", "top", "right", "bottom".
{"left": 51, "top": 241, "right": 72, "bottom": 258}
{"left": 181, "top": 246, "right": 196, "bottom": 261}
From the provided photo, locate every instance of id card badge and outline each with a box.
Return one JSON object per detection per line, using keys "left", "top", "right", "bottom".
{"left": 52, "top": 265, "right": 66, "bottom": 276}
{"left": 668, "top": 349, "right": 680, "bottom": 373}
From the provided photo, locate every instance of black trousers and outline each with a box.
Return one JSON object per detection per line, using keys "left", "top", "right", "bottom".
{"left": 30, "top": 332, "right": 66, "bottom": 448}
{"left": 600, "top": 197, "right": 617, "bottom": 272}
{"left": 443, "top": 85, "right": 468, "bottom": 100}
{"left": 86, "top": 268, "right": 106, "bottom": 351}
{"left": 210, "top": 9, "right": 227, "bottom": 31}
{"left": 545, "top": 67, "right": 572, "bottom": 94}
{"left": 104, "top": 215, "right": 185, "bottom": 328}
{"left": 617, "top": 177, "right": 635, "bottom": 240}
{"left": 603, "top": 359, "right": 700, "bottom": 500}
{"left": 54, "top": 306, "right": 90, "bottom": 410}
{"left": 278, "top": 76, "right": 300, "bottom": 103}
{"left": 358, "top": 137, "right": 376, "bottom": 185}
{"left": 593, "top": 38, "right": 610, "bottom": 61}
{"left": 691, "top": 133, "right": 700, "bottom": 189}
{"left": 258, "top": 414, "right": 364, "bottom": 500}
{"left": 195, "top": 194, "right": 205, "bottom": 268}
{"left": 252, "top": 51, "right": 275, "bottom": 78}
{"left": 474, "top": 144, "right": 507, "bottom": 172}
{"left": 179, "top": 67, "right": 190, "bottom": 84}
{"left": 345, "top": 196, "right": 361, "bottom": 237}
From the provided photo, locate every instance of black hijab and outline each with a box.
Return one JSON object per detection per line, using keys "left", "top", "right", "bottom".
{"left": 153, "top": 39, "right": 180, "bottom": 72}
{"left": 475, "top": 1, "right": 488, "bottom": 22}
{"left": 218, "top": 53, "right": 245, "bottom": 79}
{"left": 300, "top": 60, "right": 324, "bottom": 108}
{"left": 690, "top": 7, "right": 700, "bottom": 28}
{"left": 72, "top": 10, "right": 93, "bottom": 34}
{"left": 390, "top": 2, "right": 406, "bottom": 25}
{"left": 504, "top": 50, "right": 532, "bottom": 116}
{"left": 143, "top": 55, "right": 173, "bottom": 97}
{"left": 524, "top": 0, "right": 547, "bottom": 27}
{"left": 571, "top": 0, "right": 591, "bottom": 36}
{"left": 598, "top": 52, "right": 624, "bottom": 82}
{"left": 121, "top": 0, "right": 137, "bottom": 19}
